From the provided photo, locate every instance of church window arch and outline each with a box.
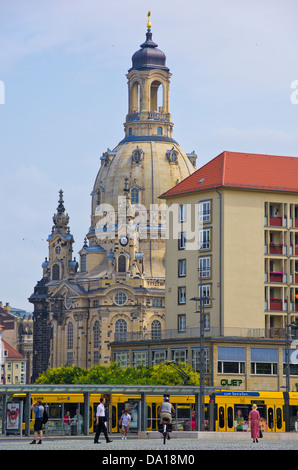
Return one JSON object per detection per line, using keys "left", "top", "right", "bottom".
{"left": 151, "top": 320, "right": 162, "bottom": 339}
{"left": 93, "top": 320, "right": 100, "bottom": 348}
{"left": 157, "top": 126, "right": 163, "bottom": 135}
{"left": 81, "top": 254, "right": 87, "bottom": 273}
{"left": 131, "top": 187, "right": 140, "bottom": 205}
{"left": 115, "top": 319, "right": 127, "bottom": 341}
{"left": 131, "top": 81, "right": 140, "bottom": 112}
{"left": 150, "top": 80, "right": 163, "bottom": 112}
{"left": 131, "top": 147, "right": 144, "bottom": 164}
{"left": 52, "top": 263, "right": 60, "bottom": 280}
{"left": 114, "top": 291, "right": 128, "bottom": 306}
{"left": 67, "top": 322, "right": 74, "bottom": 349}
{"left": 118, "top": 255, "right": 127, "bottom": 273}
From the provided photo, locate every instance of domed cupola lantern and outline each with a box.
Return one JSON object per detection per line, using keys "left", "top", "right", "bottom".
{"left": 124, "top": 11, "right": 173, "bottom": 140}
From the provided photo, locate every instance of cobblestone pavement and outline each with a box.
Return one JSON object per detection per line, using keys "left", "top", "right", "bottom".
{"left": 1, "top": 435, "right": 298, "bottom": 451}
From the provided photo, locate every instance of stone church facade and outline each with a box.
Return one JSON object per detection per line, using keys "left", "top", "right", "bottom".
{"left": 29, "top": 17, "right": 196, "bottom": 381}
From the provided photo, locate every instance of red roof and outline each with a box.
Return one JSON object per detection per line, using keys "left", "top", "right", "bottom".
{"left": 160, "top": 151, "right": 298, "bottom": 198}
{"left": 1, "top": 339, "right": 25, "bottom": 359}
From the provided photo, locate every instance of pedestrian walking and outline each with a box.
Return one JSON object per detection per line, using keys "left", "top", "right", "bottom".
{"left": 248, "top": 403, "right": 261, "bottom": 443}
{"left": 73, "top": 409, "right": 83, "bottom": 435}
{"left": 94, "top": 397, "right": 112, "bottom": 444}
{"left": 29, "top": 400, "right": 44, "bottom": 444}
{"left": 120, "top": 410, "right": 131, "bottom": 440}
{"left": 64, "top": 411, "right": 71, "bottom": 435}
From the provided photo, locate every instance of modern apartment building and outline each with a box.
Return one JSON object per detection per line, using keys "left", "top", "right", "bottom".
{"left": 110, "top": 151, "right": 298, "bottom": 392}
{"left": 161, "top": 151, "right": 298, "bottom": 337}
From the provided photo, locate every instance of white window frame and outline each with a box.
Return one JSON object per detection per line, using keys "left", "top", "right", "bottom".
{"left": 199, "top": 200, "right": 211, "bottom": 222}
{"left": 199, "top": 285, "right": 211, "bottom": 306}
{"left": 178, "top": 314, "right": 186, "bottom": 332}
{"left": 199, "top": 229, "right": 211, "bottom": 250}
{"left": 179, "top": 232, "right": 186, "bottom": 250}
{"left": 178, "top": 287, "right": 186, "bottom": 305}
{"left": 179, "top": 204, "right": 186, "bottom": 222}
{"left": 199, "top": 256, "right": 211, "bottom": 277}
{"left": 178, "top": 259, "right": 186, "bottom": 277}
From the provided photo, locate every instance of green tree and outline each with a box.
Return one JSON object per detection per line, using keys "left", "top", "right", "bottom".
{"left": 35, "top": 362, "right": 200, "bottom": 386}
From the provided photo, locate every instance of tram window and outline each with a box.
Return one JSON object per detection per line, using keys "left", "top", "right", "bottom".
{"left": 289, "top": 405, "right": 298, "bottom": 431}
{"left": 147, "top": 406, "right": 151, "bottom": 428}
{"left": 227, "top": 406, "right": 233, "bottom": 428}
{"left": 219, "top": 406, "right": 225, "bottom": 428}
{"left": 268, "top": 408, "right": 274, "bottom": 429}
{"left": 112, "top": 405, "right": 116, "bottom": 429}
{"left": 276, "top": 408, "right": 282, "bottom": 430}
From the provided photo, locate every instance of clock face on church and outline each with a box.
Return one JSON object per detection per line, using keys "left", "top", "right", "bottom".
{"left": 119, "top": 235, "right": 128, "bottom": 246}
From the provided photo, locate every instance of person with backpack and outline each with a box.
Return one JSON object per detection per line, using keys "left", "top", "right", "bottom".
{"left": 29, "top": 400, "right": 45, "bottom": 444}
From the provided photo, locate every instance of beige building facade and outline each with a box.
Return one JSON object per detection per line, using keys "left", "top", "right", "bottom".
{"left": 29, "top": 19, "right": 196, "bottom": 380}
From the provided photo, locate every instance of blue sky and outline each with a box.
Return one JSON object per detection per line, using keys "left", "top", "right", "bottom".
{"left": 0, "top": 0, "right": 298, "bottom": 311}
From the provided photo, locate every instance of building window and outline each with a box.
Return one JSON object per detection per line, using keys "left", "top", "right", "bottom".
{"left": 131, "top": 187, "right": 140, "bottom": 204}
{"left": 283, "top": 349, "right": 298, "bottom": 375}
{"left": 250, "top": 348, "right": 278, "bottom": 375}
{"left": 199, "top": 257, "right": 211, "bottom": 277}
{"left": 151, "top": 320, "right": 162, "bottom": 339}
{"left": 115, "top": 319, "right": 127, "bottom": 341}
{"left": 157, "top": 126, "right": 163, "bottom": 135}
{"left": 178, "top": 287, "right": 186, "bottom": 305}
{"left": 199, "top": 229, "right": 211, "bottom": 250}
{"left": 217, "top": 347, "right": 246, "bottom": 374}
{"left": 152, "top": 298, "right": 162, "bottom": 307}
{"left": 81, "top": 254, "right": 87, "bottom": 273}
{"left": 52, "top": 263, "right": 60, "bottom": 280}
{"left": 152, "top": 350, "right": 167, "bottom": 365}
{"left": 179, "top": 204, "right": 186, "bottom": 222}
{"left": 171, "top": 348, "right": 188, "bottom": 363}
{"left": 114, "top": 351, "right": 129, "bottom": 367}
{"left": 178, "top": 314, "right": 186, "bottom": 332}
{"left": 133, "top": 351, "right": 148, "bottom": 367}
{"left": 93, "top": 320, "right": 100, "bottom": 348}
{"left": 93, "top": 300, "right": 99, "bottom": 308}
{"left": 67, "top": 322, "right": 73, "bottom": 350}
{"left": 192, "top": 347, "right": 209, "bottom": 374}
{"left": 178, "top": 232, "right": 186, "bottom": 250}
{"left": 199, "top": 285, "right": 211, "bottom": 305}
{"left": 114, "top": 292, "right": 128, "bottom": 306}
{"left": 94, "top": 351, "right": 100, "bottom": 363}
{"left": 66, "top": 352, "right": 74, "bottom": 366}
{"left": 199, "top": 200, "right": 211, "bottom": 223}
{"left": 118, "top": 255, "right": 126, "bottom": 273}
{"left": 132, "top": 147, "right": 143, "bottom": 164}
{"left": 178, "top": 259, "right": 186, "bottom": 277}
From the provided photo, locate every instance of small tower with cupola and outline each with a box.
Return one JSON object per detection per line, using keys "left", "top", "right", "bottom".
{"left": 43, "top": 190, "right": 78, "bottom": 281}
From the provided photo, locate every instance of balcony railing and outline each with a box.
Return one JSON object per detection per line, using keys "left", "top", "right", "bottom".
{"left": 269, "top": 243, "right": 283, "bottom": 255}
{"left": 111, "top": 326, "right": 289, "bottom": 343}
{"left": 126, "top": 111, "right": 171, "bottom": 122}
{"left": 269, "top": 272, "right": 283, "bottom": 283}
{"left": 270, "top": 217, "right": 282, "bottom": 226}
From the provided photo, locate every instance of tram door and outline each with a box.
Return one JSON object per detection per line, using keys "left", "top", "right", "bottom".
{"left": 267, "top": 405, "right": 284, "bottom": 432}
{"left": 218, "top": 405, "right": 234, "bottom": 432}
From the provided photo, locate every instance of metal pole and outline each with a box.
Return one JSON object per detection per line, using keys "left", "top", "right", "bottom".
{"left": 199, "top": 293, "right": 206, "bottom": 431}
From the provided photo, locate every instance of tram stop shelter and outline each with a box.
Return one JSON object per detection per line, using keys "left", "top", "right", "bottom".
{"left": 0, "top": 384, "right": 217, "bottom": 436}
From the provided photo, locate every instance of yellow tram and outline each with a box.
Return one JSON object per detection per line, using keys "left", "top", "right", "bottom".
{"left": 13, "top": 390, "right": 298, "bottom": 434}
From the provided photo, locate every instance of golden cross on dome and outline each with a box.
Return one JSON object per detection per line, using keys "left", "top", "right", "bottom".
{"left": 147, "top": 11, "right": 151, "bottom": 31}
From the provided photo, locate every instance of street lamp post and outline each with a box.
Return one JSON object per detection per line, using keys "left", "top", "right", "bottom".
{"left": 190, "top": 286, "right": 214, "bottom": 431}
